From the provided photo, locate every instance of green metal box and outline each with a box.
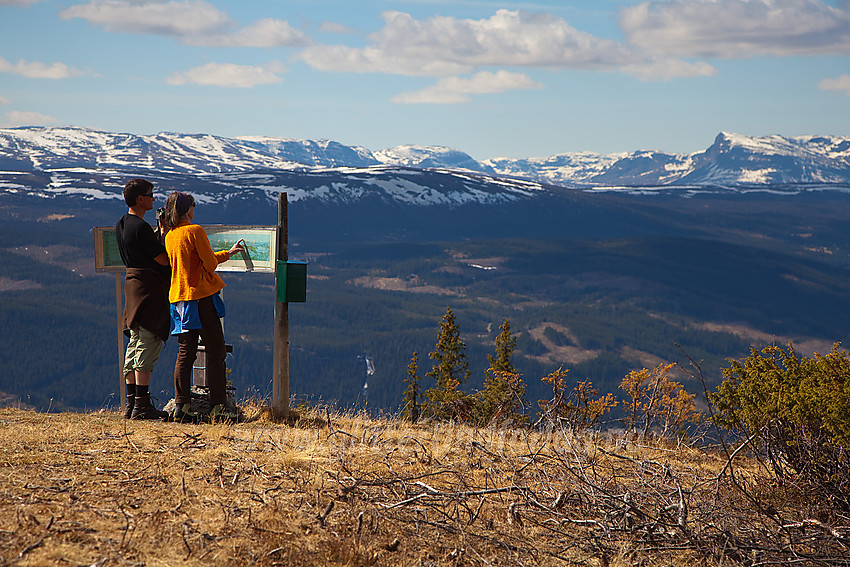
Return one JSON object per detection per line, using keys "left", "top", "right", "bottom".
{"left": 276, "top": 261, "right": 307, "bottom": 303}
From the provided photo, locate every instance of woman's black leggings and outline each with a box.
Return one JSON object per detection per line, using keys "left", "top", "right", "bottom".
{"left": 173, "top": 294, "right": 227, "bottom": 407}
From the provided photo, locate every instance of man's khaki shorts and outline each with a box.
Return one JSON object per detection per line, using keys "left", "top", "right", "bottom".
{"left": 123, "top": 325, "right": 164, "bottom": 374}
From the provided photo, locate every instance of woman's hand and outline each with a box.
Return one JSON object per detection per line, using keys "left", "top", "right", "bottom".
{"left": 228, "top": 239, "right": 246, "bottom": 259}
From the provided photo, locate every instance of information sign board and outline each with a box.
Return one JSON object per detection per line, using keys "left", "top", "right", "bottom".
{"left": 94, "top": 225, "right": 277, "bottom": 273}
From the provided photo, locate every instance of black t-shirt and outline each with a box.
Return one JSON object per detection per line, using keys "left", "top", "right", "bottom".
{"left": 115, "top": 213, "right": 169, "bottom": 276}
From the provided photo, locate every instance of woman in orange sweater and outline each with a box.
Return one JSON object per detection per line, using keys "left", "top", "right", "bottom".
{"left": 163, "top": 192, "right": 244, "bottom": 422}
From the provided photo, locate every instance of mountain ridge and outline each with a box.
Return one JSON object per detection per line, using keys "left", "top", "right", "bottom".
{"left": 2, "top": 126, "right": 849, "bottom": 189}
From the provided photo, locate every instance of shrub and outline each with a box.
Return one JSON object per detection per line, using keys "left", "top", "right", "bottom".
{"left": 620, "top": 362, "right": 701, "bottom": 438}
{"left": 711, "top": 343, "right": 850, "bottom": 511}
{"left": 537, "top": 368, "right": 615, "bottom": 432}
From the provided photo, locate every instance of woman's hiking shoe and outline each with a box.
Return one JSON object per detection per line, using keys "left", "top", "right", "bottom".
{"left": 209, "top": 404, "right": 238, "bottom": 423}
{"left": 131, "top": 394, "right": 168, "bottom": 420}
{"left": 172, "top": 402, "right": 202, "bottom": 424}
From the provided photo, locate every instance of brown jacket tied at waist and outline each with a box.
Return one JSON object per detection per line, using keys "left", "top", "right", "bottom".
{"left": 123, "top": 267, "right": 170, "bottom": 342}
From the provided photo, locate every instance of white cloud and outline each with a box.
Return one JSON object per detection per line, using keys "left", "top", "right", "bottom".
{"left": 59, "top": 0, "right": 310, "bottom": 47}
{"left": 301, "top": 9, "right": 719, "bottom": 85}
{"left": 0, "top": 96, "right": 10, "bottom": 104}
{"left": 392, "top": 70, "right": 542, "bottom": 104}
{"left": 186, "top": 18, "right": 311, "bottom": 47}
{"left": 2, "top": 110, "right": 57, "bottom": 127}
{"left": 819, "top": 74, "right": 850, "bottom": 95}
{"left": 166, "top": 62, "right": 286, "bottom": 88}
{"left": 0, "top": 56, "right": 82, "bottom": 79}
{"left": 300, "top": 44, "right": 472, "bottom": 76}
{"left": 620, "top": 0, "right": 850, "bottom": 58}
{"left": 300, "top": 9, "right": 635, "bottom": 76}
{"left": 59, "top": 0, "right": 230, "bottom": 36}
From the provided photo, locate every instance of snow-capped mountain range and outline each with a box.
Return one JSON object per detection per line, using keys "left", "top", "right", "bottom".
{"left": 2, "top": 127, "right": 849, "bottom": 188}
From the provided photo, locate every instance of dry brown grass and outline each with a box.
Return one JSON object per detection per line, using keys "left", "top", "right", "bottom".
{"left": 1, "top": 405, "right": 848, "bottom": 566}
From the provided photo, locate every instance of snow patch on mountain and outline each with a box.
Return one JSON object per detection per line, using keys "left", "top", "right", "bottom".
{"left": 373, "top": 145, "right": 488, "bottom": 173}
{"left": 1, "top": 127, "right": 849, "bottom": 206}
{"left": 484, "top": 151, "right": 625, "bottom": 186}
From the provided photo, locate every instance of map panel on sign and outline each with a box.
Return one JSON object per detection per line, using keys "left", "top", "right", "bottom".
{"left": 93, "top": 225, "right": 277, "bottom": 273}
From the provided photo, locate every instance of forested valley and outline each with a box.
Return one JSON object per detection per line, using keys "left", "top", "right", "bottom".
{"left": 3, "top": 187, "right": 850, "bottom": 417}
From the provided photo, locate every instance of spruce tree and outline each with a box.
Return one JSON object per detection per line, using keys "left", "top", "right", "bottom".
{"left": 424, "top": 306, "right": 470, "bottom": 420}
{"left": 475, "top": 320, "right": 527, "bottom": 426}
{"left": 402, "top": 352, "right": 421, "bottom": 423}
{"left": 487, "top": 320, "right": 517, "bottom": 373}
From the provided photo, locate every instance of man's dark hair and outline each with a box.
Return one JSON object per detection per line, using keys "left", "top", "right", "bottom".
{"left": 123, "top": 178, "right": 154, "bottom": 207}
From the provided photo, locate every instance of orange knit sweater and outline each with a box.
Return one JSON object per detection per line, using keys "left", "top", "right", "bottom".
{"left": 165, "top": 222, "right": 230, "bottom": 303}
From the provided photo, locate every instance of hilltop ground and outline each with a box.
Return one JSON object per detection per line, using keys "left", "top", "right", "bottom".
{"left": 1, "top": 406, "right": 847, "bottom": 566}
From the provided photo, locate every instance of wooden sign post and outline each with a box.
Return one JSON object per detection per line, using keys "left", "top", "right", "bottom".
{"left": 272, "top": 193, "right": 290, "bottom": 417}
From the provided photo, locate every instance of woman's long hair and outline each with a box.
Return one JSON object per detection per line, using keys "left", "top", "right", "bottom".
{"left": 164, "top": 191, "right": 195, "bottom": 228}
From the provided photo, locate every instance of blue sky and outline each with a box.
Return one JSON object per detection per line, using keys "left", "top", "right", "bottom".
{"left": 1, "top": 0, "right": 849, "bottom": 159}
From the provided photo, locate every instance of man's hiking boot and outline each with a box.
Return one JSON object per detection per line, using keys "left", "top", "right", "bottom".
{"left": 124, "top": 395, "right": 135, "bottom": 420}
{"left": 172, "top": 402, "right": 203, "bottom": 424}
{"left": 209, "top": 404, "right": 238, "bottom": 424}
{"left": 131, "top": 394, "right": 168, "bottom": 420}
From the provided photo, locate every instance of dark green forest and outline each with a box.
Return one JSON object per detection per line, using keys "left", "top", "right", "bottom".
{"left": 3, "top": 189, "right": 850, "bottom": 413}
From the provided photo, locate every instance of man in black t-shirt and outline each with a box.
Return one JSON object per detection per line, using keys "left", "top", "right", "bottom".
{"left": 115, "top": 178, "right": 170, "bottom": 420}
